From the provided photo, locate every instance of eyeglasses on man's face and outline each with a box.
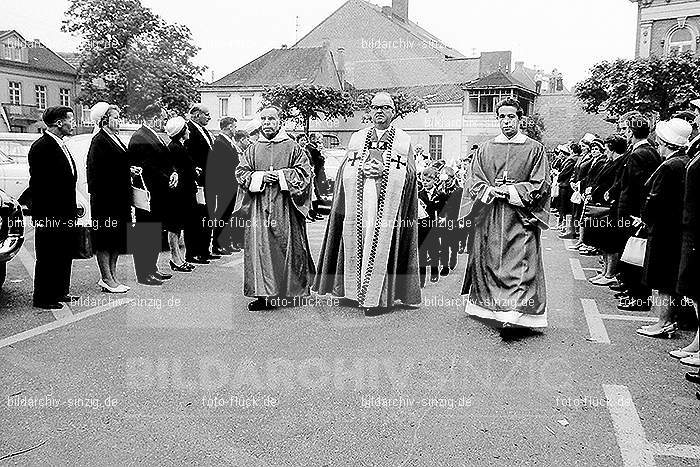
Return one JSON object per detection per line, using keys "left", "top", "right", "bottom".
{"left": 371, "top": 105, "right": 393, "bottom": 111}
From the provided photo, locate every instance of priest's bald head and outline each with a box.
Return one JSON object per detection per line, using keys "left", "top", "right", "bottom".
{"left": 496, "top": 97, "right": 523, "bottom": 139}
{"left": 260, "top": 106, "right": 282, "bottom": 139}
{"left": 370, "top": 92, "right": 395, "bottom": 130}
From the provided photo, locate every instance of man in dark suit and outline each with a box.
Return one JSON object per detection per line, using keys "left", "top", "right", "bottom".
{"left": 28, "top": 106, "right": 79, "bottom": 309}
{"left": 678, "top": 100, "right": 700, "bottom": 393}
{"left": 184, "top": 104, "right": 219, "bottom": 264}
{"left": 616, "top": 113, "right": 661, "bottom": 311}
{"left": 208, "top": 117, "right": 241, "bottom": 255}
{"left": 126, "top": 104, "right": 174, "bottom": 285}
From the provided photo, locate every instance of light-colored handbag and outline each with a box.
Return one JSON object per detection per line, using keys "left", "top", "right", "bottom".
{"left": 131, "top": 173, "right": 151, "bottom": 212}
{"left": 551, "top": 183, "right": 560, "bottom": 198}
{"left": 621, "top": 228, "right": 647, "bottom": 267}
{"left": 196, "top": 186, "right": 206, "bottom": 205}
{"left": 570, "top": 191, "right": 582, "bottom": 204}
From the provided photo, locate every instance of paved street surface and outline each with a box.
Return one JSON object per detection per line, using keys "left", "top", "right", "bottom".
{"left": 1, "top": 214, "right": 699, "bottom": 466}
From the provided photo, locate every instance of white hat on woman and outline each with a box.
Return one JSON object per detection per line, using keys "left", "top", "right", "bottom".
{"left": 656, "top": 118, "right": 692, "bottom": 148}
{"left": 165, "top": 116, "right": 186, "bottom": 138}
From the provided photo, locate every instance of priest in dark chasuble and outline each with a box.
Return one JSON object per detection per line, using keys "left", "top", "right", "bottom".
{"left": 313, "top": 92, "right": 421, "bottom": 316}
{"left": 234, "top": 107, "right": 315, "bottom": 311}
{"left": 459, "top": 98, "right": 551, "bottom": 329}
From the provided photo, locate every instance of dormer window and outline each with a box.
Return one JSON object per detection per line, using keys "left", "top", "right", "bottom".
{"left": 2, "top": 36, "right": 24, "bottom": 62}
{"left": 666, "top": 26, "right": 697, "bottom": 56}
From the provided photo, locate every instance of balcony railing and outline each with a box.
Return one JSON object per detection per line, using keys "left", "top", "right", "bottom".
{"left": 1, "top": 103, "right": 42, "bottom": 122}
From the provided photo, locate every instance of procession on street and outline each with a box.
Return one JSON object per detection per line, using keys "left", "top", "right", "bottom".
{"left": 2, "top": 0, "right": 700, "bottom": 464}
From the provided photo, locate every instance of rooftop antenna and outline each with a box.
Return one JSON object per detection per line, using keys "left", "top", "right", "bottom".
{"left": 296, "top": 16, "right": 300, "bottom": 42}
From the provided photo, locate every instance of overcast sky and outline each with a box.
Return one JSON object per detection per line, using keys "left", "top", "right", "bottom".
{"left": 2, "top": 0, "right": 638, "bottom": 86}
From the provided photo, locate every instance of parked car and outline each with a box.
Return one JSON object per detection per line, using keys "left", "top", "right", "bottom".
{"left": 0, "top": 188, "right": 25, "bottom": 288}
{"left": 318, "top": 147, "right": 347, "bottom": 207}
{"left": 0, "top": 147, "right": 30, "bottom": 204}
{"left": 0, "top": 133, "right": 104, "bottom": 226}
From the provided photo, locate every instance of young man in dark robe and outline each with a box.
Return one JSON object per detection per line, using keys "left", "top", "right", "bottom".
{"left": 234, "top": 107, "right": 315, "bottom": 311}
{"left": 459, "top": 97, "right": 551, "bottom": 329}
{"left": 313, "top": 92, "right": 421, "bottom": 316}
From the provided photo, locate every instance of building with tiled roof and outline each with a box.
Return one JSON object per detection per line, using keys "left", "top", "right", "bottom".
{"left": 199, "top": 0, "right": 600, "bottom": 158}
{"left": 0, "top": 30, "right": 80, "bottom": 132}
{"left": 293, "top": 0, "right": 466, "bottom": 88}
{"left": 199, "top": 45, "right": 346, "bottom": 129}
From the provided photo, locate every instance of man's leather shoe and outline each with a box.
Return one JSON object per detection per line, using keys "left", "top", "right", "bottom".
{"left": 153, "top": 271, "right": 172, "bottom": 280}
{"left": 363, "top": 307, "right": 389, "bottom": 317}
{"left": 230, "top": 246, "right": 242, "bottom": 253}
{"left": 685, "top": 372, "right": 700, "bottom": 384}
{"left": 247, "top": 298, "right": 275, "bottom": 311}
{"left": 58, "top": 295, "right": 79, "bottom": 302}
{"left": 614, "top": 291, "right": 630, "bottom": 299}
{"left": 207, "top": 254, "right": 222, "bottom": 260}
{"left": 212, "top": 247, "right": 232, "bottom": 256}
{"left": 609, "top": 283, "right": 628, "bottom": 292}
{"left": 33, "top": 301, "right": 64, "bottom": 310}
{"left": 138, "top": 275, "right": 163, "bottom": 286}
{"left": 187, "top": 256, "right": 210, "bottom": 265}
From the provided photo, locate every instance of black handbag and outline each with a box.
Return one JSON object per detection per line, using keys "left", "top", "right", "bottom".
{"left": 73, "top": 226, "right": 94, "bottom": 259}
{"left": 584, "top": 203, "right": 612, "bottom": 218}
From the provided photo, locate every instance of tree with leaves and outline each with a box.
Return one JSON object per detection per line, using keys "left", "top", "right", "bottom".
{"left": 521, "top": 113, "right": 545, "bottom": 142}
{"left": 261, "top": 85, "right": 355, "bottom": 135}
{"left": 354, "top": 91, "right": 427, "bottom": 121}
{"left": 62, "top": 0, "right": 205, "bottom": 118}
{"left": 575, "top": 53, "right": 700, "bottom": 120}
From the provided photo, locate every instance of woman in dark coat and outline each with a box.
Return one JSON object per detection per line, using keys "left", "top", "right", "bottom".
{"left": 86, "top": 105, "right": 133, "bottom": 293}
{"left": 164, "top": 117, "right": 197, "bottom": 272}
{"left": 636, "top": 119, "right": 692, "bottom": 338}
{"left": 557, "top": 144, "right": 579, "bottom": 239}
{"left": 583, "top": 135, "right": 628, "bottom": 285}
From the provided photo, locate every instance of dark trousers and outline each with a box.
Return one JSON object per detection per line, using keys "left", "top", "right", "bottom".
{"left": 619, "top": 261, "right": 651, "bottom": 299}
{"left": 213, "top": 193, "right": 242, "bottom": 249}
{"left": 185, "top": 203, "right": 212, "bottom": 258}
{"left": 33, "top": 228, "right": 73, "bottom": 303}
{"left": 130, "top": 209, "right": 161, "bottom": 280}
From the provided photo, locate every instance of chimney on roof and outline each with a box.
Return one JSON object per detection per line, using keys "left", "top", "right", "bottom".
{"left": 337, "top": 47, "right": 346, "bottom": 90}
{"left": 392, "top": 0, "right": 409, "bottom": 22}
{"left": 281, "top": 44, "right": 288, "bottom": 49}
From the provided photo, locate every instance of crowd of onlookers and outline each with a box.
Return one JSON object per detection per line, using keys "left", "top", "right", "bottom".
{"left": 26, "top": 102, "right": 326, "bottom": 306}
{"left": 550, "top": 104, "right": 700, "bottom": 399}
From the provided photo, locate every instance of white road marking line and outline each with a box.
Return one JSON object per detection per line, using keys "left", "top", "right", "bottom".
{"left": 582, "top": 267, "right": 600, "bottom": 271}
{"left": 603, "top": 384, "right": 656, "bottom": 466}
{"left": 650, "top": 443, "right": 700, "bottom": 460}
{"left": 17, "top": 245, "right": 73, "bottom": 319}
{"left": 569, "top": 258, "right": 587, "bottom": 281}
{"left": 221, "top": 257, "right": 244, "bottom": 268}
{"left": 563, "top": 239, "right": 576, "bottom": 249}
{"left": 0, "top": 298, "right": 133, "bottom": 349}
{"left": 599, "top": 314, "right": 657, "bottom": 323}
{"left": 581, "top": 299, "right": 610, "bottom": 344}
{"left": 604, "top": 384, "right": 700, "bottom": 465}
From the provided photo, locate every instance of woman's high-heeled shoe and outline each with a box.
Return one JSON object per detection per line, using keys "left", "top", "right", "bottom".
{"left": 636, "top": 323, "right": 677, "bottom": 339}
{"left": 184, "top": 262, "right": 195, "bottom": 271}
{"left": 170, "top": 260, "right": 192, "bottom": 272}
{"left": 98, "top": 279, "right": 127, "bottom": 294}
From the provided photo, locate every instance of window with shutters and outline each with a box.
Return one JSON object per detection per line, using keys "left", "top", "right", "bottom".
{"left": 429, "top": 135, "right": 443, "bottom": 160}
{"left": 8, "top": 82, "right": 21, "bottom": 105}
{"left": 35, "top": 85, "right": 47, "bottom": 110}
{"left": 60, "top": 88, "right": 71, "bottom": 107}
{"left": 219, "top": 97, "right": 229, "bottom": 117}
